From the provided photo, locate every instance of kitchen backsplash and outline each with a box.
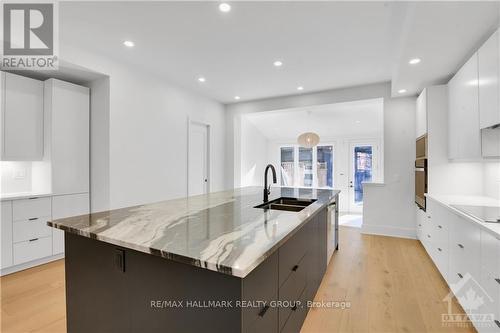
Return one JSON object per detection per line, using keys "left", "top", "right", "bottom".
{"left": 0, "top": 161, "right": 33, "bottom": 194}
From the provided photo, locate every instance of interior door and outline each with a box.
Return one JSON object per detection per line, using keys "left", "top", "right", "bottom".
{"left": 188, "top": 122, "right": 209, "bottom": 196}
{"left": 348, "top": 142, "right": 379, "bottom": 213}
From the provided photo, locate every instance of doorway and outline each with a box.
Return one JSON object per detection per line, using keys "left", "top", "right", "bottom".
{"left": 188, "top": 121, "right": 210, "bottom": 196}
{"left": 348, "top": 141, "right": 379, "bottom": 213}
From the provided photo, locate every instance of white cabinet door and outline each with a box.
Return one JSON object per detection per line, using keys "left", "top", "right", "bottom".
{"left": 1, "top": 201, "right": 13, "bottom": 269}
{"left": 478, "top": 29, "right": 500, "bottom": 129}
{"left": 1, "top": 72, "right": 43, "bottom": 160}
{"left": 51, "top": 193, "right": 89, "bottom": 254}
{"left": 416, "top": 89, "right": 427, "bottom": 138}
{"left": 46, "top": 79, "right": 89, "bottom": 195}
{"left": 448, "top": 53, "right": 482, "bottom": 160}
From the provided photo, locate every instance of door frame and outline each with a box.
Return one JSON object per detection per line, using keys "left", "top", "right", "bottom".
{"left": 187, "top": 118, "right": 211, "bottom": 197}
{"left": 347, "top": 139, "right": 381, "bottom": 213}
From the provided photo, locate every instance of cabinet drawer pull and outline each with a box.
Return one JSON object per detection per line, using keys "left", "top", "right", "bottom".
{"left": 28, "top": 217, "right": 39, "bottom": 221}
{"left": 495, "top": 320, "right": 500, "bottom": 328}
{"left": 427, "top": 234, "right": 431, "bottom": 238}
{"left": 258, "top": 305, "right": 270, "bottom": 317}
{"left": 291, "top": 304, "right": 298, "bottom": 311}
{"left": 28, "top": 197, "right": 39, "bottom": 200}
{"left": 438, "top": 248, "right": 442, "bottom": 252}
{"left": 495, "top": 278, "right": 500, "bottom": 285}
{"left": 418, "top": 224, "right": 422, "bottom": 227}
{"left": 438, "top": 225, "right": 442, "bottom": 229}
{"left": 457, "top": 273, "right": 463, "bottom": 279}
{"left": 29, "top": 238, "right": 39, "bottom": 242}
{"left": 457, "top": 244, "right": 464, "bottom": 249}
{"left": 292, "top": 265, "right": 299, "bottom": 272}
{"left": 427, "top": 216, "right": 431, "bottom": 219}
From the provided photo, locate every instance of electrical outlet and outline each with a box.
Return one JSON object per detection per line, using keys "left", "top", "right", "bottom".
{"left": 13, "top": 168, "right": 27, "bottom": 179}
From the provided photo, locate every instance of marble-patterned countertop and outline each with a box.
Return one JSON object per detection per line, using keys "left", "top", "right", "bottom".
{"left": 426, "top": 193, "right": 500, "bottom": 237}
{"left": 48, "top": 187, "right": 339, "bottom": 278}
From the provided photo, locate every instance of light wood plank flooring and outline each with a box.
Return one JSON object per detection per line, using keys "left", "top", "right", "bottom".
{"left": 1, "top": 227, "right": 474, "bottom": 333}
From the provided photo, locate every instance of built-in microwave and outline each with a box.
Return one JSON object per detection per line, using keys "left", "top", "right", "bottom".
{"left": 416, "top": 134, "right": 427, "bottom": 159}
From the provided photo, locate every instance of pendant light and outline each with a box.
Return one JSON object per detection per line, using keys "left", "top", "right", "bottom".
{"left": 297, "top": 111, "right": 320, "bottom": 148}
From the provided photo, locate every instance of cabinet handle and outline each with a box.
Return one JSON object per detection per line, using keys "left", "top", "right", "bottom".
{"left": 495, "top": 278, "right": 500, "bottom": 285}
{"left": 258, "top": 305, "right": 270, "bottom": 317}
{"left": 29, "top": 238, "right": 39, "bottom": 242}
{"left": 292, "top": 265, "right": 299, "bottom": 272}
{"left": 28, "top": 217, "right": 38, "bottom": 221}
{"left": 427, "top": 216, "right": 431, "bottom": 219}
{"left": 457, "top": 244, "right": 464, "bottom": 249}
{"left": 438, "top": 248, "right": 442, "bottom": 252}
{"left": 427, "top": 234, "right": 431, "bottom": 238}
{"left": 28, "top": 197, "right": 39, "bottom": 200}
{"left": 291, "top": 304, "right": 298, "bottom": 311}
{"left": 418, "top": 224, "right": 422, "bottom": 227}
{"left": 495, "top": 320, "right": 500, "bottom": 328}
{"left": 458, "top": 273, "right": 463, "bottom": 279}
{"left": 438, "top": 225, "right": 442, "bottom": 229}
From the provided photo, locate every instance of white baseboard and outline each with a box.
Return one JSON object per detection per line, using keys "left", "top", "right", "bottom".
{"left": 0, "top": 253, "right": 64, "bottom": 276}
{"left": 361, "top": 224, "right": 417, "bottom": 239}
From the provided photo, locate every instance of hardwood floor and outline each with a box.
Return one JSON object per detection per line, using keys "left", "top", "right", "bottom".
{"left": 0, "top": 227, "right": 474, "bottom": 333}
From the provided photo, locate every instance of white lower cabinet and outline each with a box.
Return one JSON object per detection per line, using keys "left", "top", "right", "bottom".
{"left": 13, "top": 237, "right": 52, "bottom": 265}
{"left": 1, "top": 201, "right": 13, "bottom": 269}
{"left": 51, "top": 193, "right": 90, "bottom": 254}
{"left": 419, "top": 198, "right": 500, "bottom": 332}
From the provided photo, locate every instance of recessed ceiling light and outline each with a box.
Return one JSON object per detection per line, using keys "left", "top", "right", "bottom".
{"left": 234, "top": 96, "right": 240, "bottom": 100}
{"left": 123, "top": 40, "right": 134, "bottom": 47}
{"left": 297, "top": 86, "right": 304, "bottom": 91}
{"left": 219, "top": 3, "right": 231, "bottom": 12}
{"left": 398, "top": 89, "right": 407, "bottom": 94}
{"left": 409, "top": 58, "right": 421, "bottom": 65}
{"left": 273, "top": 60, "right": 283, "bottom": 67}
{"left": 198, "top": 77, "right": 206, "bottom": 83}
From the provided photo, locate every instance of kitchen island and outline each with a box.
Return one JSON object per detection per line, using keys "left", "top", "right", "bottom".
{"left": 49, "top": 186, "right": 339, "bottom": 333}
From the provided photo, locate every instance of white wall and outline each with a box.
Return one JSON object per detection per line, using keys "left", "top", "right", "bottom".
{"left": 240, "top": 117, "right": 269, "bottom": 186}
{"left": 363, "top": 96, "right": 416, "bottom": 238}
{"left": 59, "top": 44, "right": 226, "bottom": 210}
{"left": 226, "top": 82, "right": 417, "bottom": 239}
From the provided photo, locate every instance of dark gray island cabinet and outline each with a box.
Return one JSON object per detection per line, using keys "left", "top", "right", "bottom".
{"left": 51, "top": 187, "right": 339, "bottom": 333}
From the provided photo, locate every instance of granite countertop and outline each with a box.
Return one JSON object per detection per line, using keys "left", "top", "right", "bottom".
{"left": 426, "top": 193, "right": 500, "bottom": 237}
{"left": 48, "top": 186, "right": 339, "bottom": 278}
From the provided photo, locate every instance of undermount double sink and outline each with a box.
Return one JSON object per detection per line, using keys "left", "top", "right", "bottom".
{"left": 254, "top": 197, "right": 317, "bottom": 212}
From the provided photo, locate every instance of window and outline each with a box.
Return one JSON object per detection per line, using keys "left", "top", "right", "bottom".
{"left": 298, "top": 147, "right": 313, "bottom": 187}
{"left": 280, "top": 147, "right": 294, "bottom": 186}
{"left": 317, "top": 145, "right": 334, "bottom": 188}
{"left": 280, "top": 145, "right": 334, "bottom": 188}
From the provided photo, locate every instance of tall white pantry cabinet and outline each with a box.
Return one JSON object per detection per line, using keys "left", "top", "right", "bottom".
{"left": 45, "top": 79, "right": 90, "bottom": 255}
{"left": 0, "top": 72, "right": 90, "bottom": 275}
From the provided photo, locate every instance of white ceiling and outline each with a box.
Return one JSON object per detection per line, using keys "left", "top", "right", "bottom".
{"left": 243, "top": 98, "right": 384, "bottom": 142}
{"left": 59, "top": 1, "right": 499, "bottom": 103}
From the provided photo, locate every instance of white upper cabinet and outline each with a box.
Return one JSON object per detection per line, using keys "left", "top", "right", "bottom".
{"left": 448, "top": 53, "right": 482, "bottom": 160}
{"left": 478, "top": 29, "right": 500, "bottom": 129}
{"left": 416, "top": 89, "right": 427, "bottom": 138}
{"left": 45, "top": 79, "right": 90, "bottom": 195}
{"left": 1, "top": 72, "right": 44, "bottom": 161}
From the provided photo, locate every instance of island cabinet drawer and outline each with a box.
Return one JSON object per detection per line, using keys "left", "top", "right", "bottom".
{"left": 279, "top": 224, "right": 308, "bottom": 286}
{"left": 278, "top": 254, "right": 307, "bottom": 331}
{"left": 280, "top": 287, "right": 308, "bottom": 333}
{"left": 13, "top": 236, "right": 52, "bottom": 265}
{"left": 12, "top": 197, "right": 51, "bottom": 221}
{"left": 241, "top": 252, "right": 278, "bottom": 333}
{"left": 13, "top": 217, "right": 52, "bottom": 243}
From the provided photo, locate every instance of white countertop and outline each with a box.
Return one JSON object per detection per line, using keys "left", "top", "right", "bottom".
{"left": 426, "top": 193, "right": 500, "bottom": 237}
{"left": 0, "top": 192, "right": 52, "bottom": 201}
